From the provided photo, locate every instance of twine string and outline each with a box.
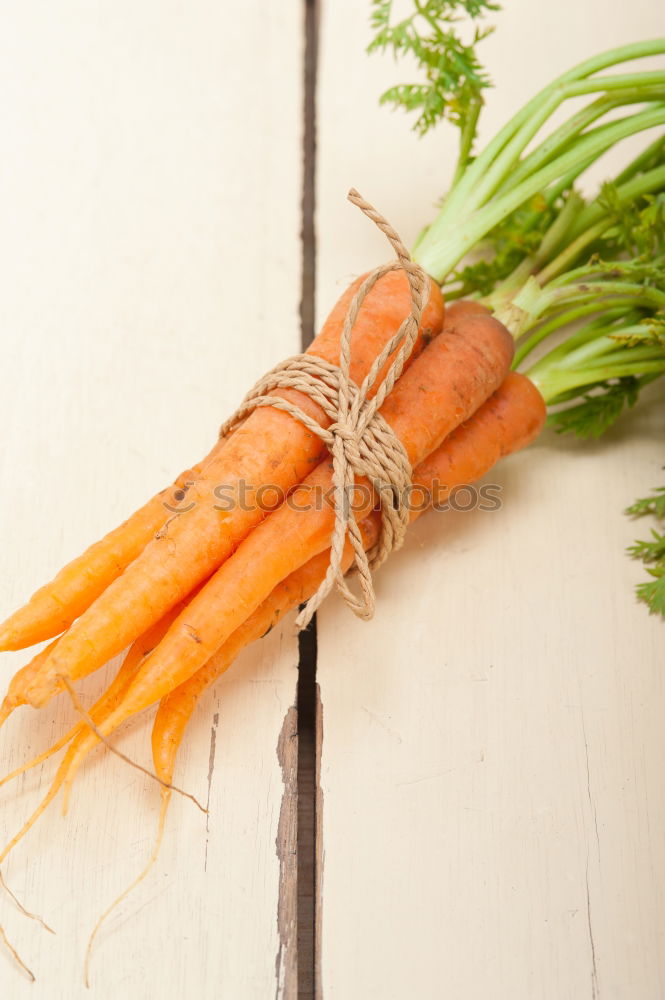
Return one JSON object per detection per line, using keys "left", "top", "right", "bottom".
{"left": 218, "top": 189, "right": 429, "bottom": 627}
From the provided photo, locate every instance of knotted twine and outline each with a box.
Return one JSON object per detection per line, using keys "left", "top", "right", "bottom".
{"left": 219, "top": 189, "right": 429, "bottom": 629}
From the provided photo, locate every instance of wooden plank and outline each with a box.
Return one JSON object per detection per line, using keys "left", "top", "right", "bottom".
{"left": 0, "top": 3, "right": 303, "bottom": 997}
{"left": 316, "top": 2, "right": 665, "bottom": 997}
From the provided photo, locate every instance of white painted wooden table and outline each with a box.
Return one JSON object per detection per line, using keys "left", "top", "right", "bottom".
{"left": 0, "top": 2, "right": 663, "bottom": 998}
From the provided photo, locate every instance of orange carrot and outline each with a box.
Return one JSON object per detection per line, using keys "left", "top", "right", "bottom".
{"left": 0, "top": 456, "right": 218, "bottom": 652}
{"left": 0, "top": 371, "right": 545, "bottom": 867}
{"left": 413, "top": 370, "right": 547, "bottom": 498}
{"left": 84, "top": 371, "right": 546, "bottom": 984}
{"left": 38, "top": 303, "right": 513, "bottom": 740}
{"left": 3, "top": 273, "right": 443, "bottom": 713}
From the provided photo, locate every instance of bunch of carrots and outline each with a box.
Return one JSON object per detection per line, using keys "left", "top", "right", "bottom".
{"left": 1, "top": 20, "right": 664, "bottom": 981}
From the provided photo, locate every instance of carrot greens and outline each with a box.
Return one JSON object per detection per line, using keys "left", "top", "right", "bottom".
{"left": 372, "top": 10, "right": 665, "bottom": 615}
{"left": 626, "top": 489, "right": 665, "bottom": 615}
{"left": 369, "top": 0, "right": 499, "bottom": 140}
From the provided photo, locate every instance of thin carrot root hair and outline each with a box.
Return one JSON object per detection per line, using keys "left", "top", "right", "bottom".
{"left": 58, "top": 676, "right": 207, "bottom": 814}
{"left": 0, "top": 638, "right": 145, "bottom": 806}
{"left": 0, "top": 924, "right": 35, "bottom": 982}
{"left": 84, "top": 787, "right": 171, "bottom": 989}
{"left": 0, "top": 727, "right": 78, "bottom": 791}
{"left": 0, "top": 868, "right": 53, "bottom": 934}
{"left": 0, "top": 762, "right": 69, "bottom": 867}
{"left": 0, "top": 666, "right": 134, "bottom": 860}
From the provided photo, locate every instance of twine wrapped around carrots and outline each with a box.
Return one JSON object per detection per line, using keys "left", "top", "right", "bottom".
{"left": 219, "top": 189, "right": 429, "bottom": 626}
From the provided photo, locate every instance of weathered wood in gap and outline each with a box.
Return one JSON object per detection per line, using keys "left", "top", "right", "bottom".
{"left": 296, "top": 1, "right": 321, "bottom": 997}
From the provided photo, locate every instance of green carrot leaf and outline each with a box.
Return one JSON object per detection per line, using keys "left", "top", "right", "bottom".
{"left": 595, "top": 185, "right": 665, "bottom": 260}
{"left": 626, "top": 486, "right": 665, "bottom": 519}
{"left": 547, "top": 377, "right": 640, "bottom": 438}
{"left": 628, "top": 529, "right": 665, "bottom": 561}
{"left": 627, "top": 487, "right": 665, "bottom": 618}
{"left": 368, "top": 0, "right": 499, "bottom": 136}
{"left": 635, "top": 565, "right": 665, "bottom": 617}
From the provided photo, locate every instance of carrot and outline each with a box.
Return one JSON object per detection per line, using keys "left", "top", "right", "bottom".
{"left": 83, "top": 371, "right": 546, "bottom": 985}
{"left": 413, "top": 369, "right": 547, "bottom": 496}
{"left": 2, "top": 272, "right": 443, "bottom": 714}
{"left": 34, "top": 302, "right": 513, "bottom": 747}
{"left": 0, "top": 455, "right": 217, "bottom": 653}
{"left": 0, "top": 370, "right": 545, "bottom": 872}
{"left": 0, "top": 317, "right": 525, "bottom": 869}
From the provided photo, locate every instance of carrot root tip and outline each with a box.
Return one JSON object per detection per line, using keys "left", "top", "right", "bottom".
{"left": 61, "top": 779, "right": 74, "bottom": 817}
{"left": 0, "top": 700, "right": 14, "bottom": 729}
{"left": 0, "top": 924, "right": 36, "bottom": 981}
{"left": 0, "top": 626, "right": 14, "bottom": 652}
{"left": 0, "top": 869, "right": 54, "bottom": 934}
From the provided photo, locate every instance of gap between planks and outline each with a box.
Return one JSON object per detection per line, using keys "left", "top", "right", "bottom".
{"left": 276, "top": 1, "right": 321, "bottom": 998}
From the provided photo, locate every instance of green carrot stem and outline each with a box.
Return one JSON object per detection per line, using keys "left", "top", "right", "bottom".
{"left": 415, "top": 105, "right": 665, "bottom": 280}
